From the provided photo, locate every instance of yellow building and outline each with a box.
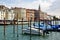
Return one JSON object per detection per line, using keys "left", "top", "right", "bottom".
{"left": 20, "top": 8, "right": 26, "bottom": 21}
{"left": 11, "top": 7, "right": 21, "bottom": 20}
{"left": 11, "top": 7, "right": 26, "bottom": 21}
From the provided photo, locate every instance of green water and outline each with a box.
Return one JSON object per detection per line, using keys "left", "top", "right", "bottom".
{"left": 0, "top": 25, "right": 60, "bottom": 40}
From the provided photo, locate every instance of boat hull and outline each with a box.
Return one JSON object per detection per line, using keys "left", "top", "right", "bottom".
{"left": 23, "top": 28, "right": 44, "bottom": 35}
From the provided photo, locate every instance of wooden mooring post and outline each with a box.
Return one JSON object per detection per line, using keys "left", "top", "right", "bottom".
{"left": 30, "top": 18, "right": 32, "bottom": 40}
{"left": 46, "top": 21, "right": 48, "bottom": 35}
{"left": 22, "top": 18, "right": 23, "bottom": 34}
{"left": 4, "top": 18, "right": 6, "bottom": 40}
{"left": 42, "top": 20, "right": 46, "bottom": 36}
{"left": 38, "top": 19, "right": 40, "bottom": 35}
{"left": 13, "top": 19, "right": 15, "bottom": 37}
{"left": 28, "top": 18, "right": 29, "bottom": 27}
{"left": 17, "top": 13, "right": 18, "bottom": 40}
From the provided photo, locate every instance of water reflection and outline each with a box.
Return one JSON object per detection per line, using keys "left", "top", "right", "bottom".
{"left": 0, "top": 24, "right": 60, "bottom": 40}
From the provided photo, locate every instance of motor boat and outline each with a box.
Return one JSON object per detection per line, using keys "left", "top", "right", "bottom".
{"left": 23, "top": 22, "right": 60, "bottom": 35}
{"left": 23, "top": 27, "right": 44, "bottom": 35}
{"left": 22, "top": 22, "right": 49, "bottom": 35}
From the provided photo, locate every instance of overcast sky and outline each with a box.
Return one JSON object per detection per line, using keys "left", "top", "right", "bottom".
{"left": 0, "top": 0, "right": 60, "bottom": 16}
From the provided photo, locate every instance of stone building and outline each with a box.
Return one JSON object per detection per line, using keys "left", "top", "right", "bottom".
{"left": 34, "top": 10, "right": 39, "bottom": 21}
{"left": 26, "top": 9, "right": 35, "bottom": 21}
{"left": 11, "top": 7, "right": 26, "bottom": 21}
{"left": 20, "top": 8, "right": 26, "bottom": 21}
{"left": 41, "top": 12, "right": 47, "bottom": 20}
{"left": 47, "top": 15, "right": 53, "bottom": 20}
{"left": 34, "top": 5, "right": 49, "bottom": 21}
{"left": 7, "top": 9, "right": 14, "bottom": 20}
{"left": 34, "top": 5, "right": 44, "bottom": 21}
{"left": 0, "top": 5, "right": 53, "bottom": 21}
{"left": 11, "top": 7, "right": 21, "bottom": 20}
{"left": 0, "top": 5, "right": 9, "bottom": 20}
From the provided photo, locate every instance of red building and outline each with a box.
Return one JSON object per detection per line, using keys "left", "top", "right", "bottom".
{"left": 26, "top": 9, "right": 35, "bottom": 21}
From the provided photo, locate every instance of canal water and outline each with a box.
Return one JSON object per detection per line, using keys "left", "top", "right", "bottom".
{"left": 0, "top": 25, "right": 60, "bottom": 40}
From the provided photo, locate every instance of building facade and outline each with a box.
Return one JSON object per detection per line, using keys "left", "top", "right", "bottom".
{"left": 11, "top": 7, "right": 26, "bottom": 21}
{"left": 26, "top": 9, "right": 35, "bottom": 21}
{"left": 0, "top": 5, "right": 54, "bottom": 21}
{"left": 11, "top": 7, "right": 21, "bottom": 20}
{"left": 7, "top": 9, "right": 14, "bottom": 20}
{"left": 0, "top": 5, "right": 9, "bottom": 20}
{"left": 20, "top": 8, "right": 26, "bottom": 21}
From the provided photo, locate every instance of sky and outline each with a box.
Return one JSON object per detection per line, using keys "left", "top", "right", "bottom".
{"left": 0, "top": 0, "right": 60, "bottom": 16}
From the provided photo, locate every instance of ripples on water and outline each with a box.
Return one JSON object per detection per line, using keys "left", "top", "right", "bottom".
{"left": 0, "top": 25, "right": 60, "bottom": 40}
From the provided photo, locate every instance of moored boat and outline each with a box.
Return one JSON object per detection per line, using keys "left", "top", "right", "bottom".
{"left": 23, "top": 27, "right": 44, "bottom": 35}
